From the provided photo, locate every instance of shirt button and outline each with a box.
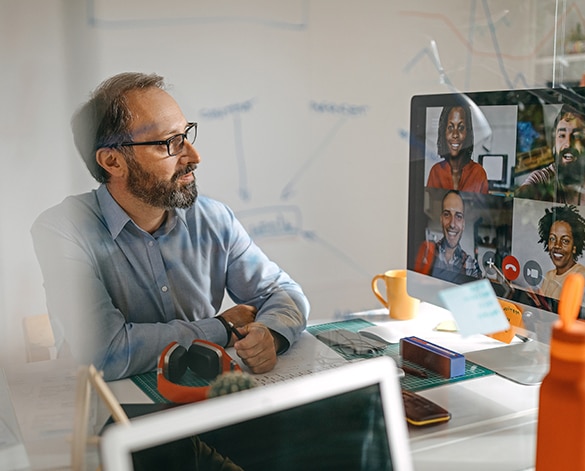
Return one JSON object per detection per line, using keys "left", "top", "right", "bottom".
{"left": 148, "top": 241, "right": 154, "bottom": 247}
{"left": 161, "top": 286, "right": 168, "bottom": 292}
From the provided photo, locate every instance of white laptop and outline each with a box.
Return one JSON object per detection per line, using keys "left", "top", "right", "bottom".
{"left": 100, "top": 356, "right": 413, "bottom": 471}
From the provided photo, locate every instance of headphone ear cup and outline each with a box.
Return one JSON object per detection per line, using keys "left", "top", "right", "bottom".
{"left": 158, "top": 340, "right": 241, "bottom": 404}
{"left": 166, "top": 344, "right": 189, "bottom": 383}
{"left": 187, "top": 342, "right": 223, "bottom": 380}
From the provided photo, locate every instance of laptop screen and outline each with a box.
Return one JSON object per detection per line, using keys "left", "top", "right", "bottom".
{"left": 133, "top": 383, "right": 391, "bottom": 471}
{"left": 100, "top": 357, "right": 413, "bottom": 471}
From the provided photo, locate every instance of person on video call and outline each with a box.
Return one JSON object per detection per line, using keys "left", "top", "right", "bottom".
{"left": 415, "top": 190, "right": 482, "bottom": 283}
{"left": 31, "top": 72, "right": 310, "bottom": 381}
{"left": 426, "top": 104, "right": 489, "bottom": 194}
{"left": 516, "top": 104, "right": 585, "bottom": 204}
{"left": 537, "top": 204, "right": 585, "bottom": 300}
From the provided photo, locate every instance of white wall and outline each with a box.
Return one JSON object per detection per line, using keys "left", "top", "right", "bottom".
{"left": 2, "top": 0, "right": 558, "bottom": 365}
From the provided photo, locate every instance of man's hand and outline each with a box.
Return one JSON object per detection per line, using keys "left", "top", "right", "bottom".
{"left": 219, "top": 304, "right": 257, "bottom": 327}
{"left": 233, "top": 322, "right": 279, "bottom": 374}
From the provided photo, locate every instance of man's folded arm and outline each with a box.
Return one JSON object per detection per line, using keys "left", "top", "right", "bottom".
{"left": 31, "top": 220, "right": 228, "bottom": 380}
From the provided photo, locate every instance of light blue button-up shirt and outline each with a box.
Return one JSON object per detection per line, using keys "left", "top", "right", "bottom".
{"left": 31, "top": 184, "right": 309, "bottom": 380}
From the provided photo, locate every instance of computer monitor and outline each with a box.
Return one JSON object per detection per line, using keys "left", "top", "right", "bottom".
{"left": 406, "top": 87, "right": 585, "bottom": 385}
{"left": 478, "top": 153, "right": 508, "bottom": 190}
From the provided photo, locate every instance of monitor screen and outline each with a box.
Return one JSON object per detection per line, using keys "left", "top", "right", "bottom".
{"left": 406, "top": 88, "right": 585, "bottom": 383}
{"left": 479, "top": 154, "right": 508, "bottom": 187}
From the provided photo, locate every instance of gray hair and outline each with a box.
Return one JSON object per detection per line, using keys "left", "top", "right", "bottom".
{"left": 71, "top": 72, "right": 166, "bottom": 182}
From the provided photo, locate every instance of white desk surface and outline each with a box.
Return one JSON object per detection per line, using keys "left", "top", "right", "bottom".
{"left": 4, "top": 302, "right": 540, "bottom": 471}
{"left": 349, "top": 303, "right": 539, "bottom": 471}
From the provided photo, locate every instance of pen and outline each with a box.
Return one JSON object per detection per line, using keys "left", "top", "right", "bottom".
{"left": 402, "top": 365, "right": 428, "bottom": 378}
{"left": 228, "top": 321, "right": 245, "bottom": 340}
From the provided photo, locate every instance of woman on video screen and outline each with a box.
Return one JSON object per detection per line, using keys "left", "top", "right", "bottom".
{"left": 538, "top": 204, "right": 585, "bottom": 299}
{"left": 427, "top": 105, "right": 489, "bottom": 194}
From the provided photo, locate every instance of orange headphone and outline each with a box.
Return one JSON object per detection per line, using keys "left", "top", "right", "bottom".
{"left": 157, "top": 339, "right": 241, "bottom": 403}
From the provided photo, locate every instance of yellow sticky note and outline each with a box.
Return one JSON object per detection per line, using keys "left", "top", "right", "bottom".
{"left": 487, "top": 299, "right": 524, "bottom": 344}
{"left": 434, "top": 320, "right": 458, "bottom": 332}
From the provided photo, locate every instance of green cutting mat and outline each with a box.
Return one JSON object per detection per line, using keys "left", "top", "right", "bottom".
{"left": 131, "top": 318, "right": 495, "bottom": 402}
{"left": 307, "top": 318, "right": 494, "bottom": 392}
{"left": 132, "top": 368, "right": 209, "bottom": 403}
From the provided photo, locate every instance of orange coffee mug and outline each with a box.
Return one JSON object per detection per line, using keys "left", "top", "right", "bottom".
{"left": 371, "top": 269, "right": 420, "bottom": 320}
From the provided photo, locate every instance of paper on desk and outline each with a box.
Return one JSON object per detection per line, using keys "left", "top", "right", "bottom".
{"left": 439, "top": 279, "right": 510, "bottom": 337}
{"left": 5, "top": 358, "right": 99, "bottom": 470}
{"left": 231, "top": 331, "right": 349, "bottom": 386}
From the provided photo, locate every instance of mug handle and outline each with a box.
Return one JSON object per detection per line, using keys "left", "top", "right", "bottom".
{"left": 371, "top": 274, "right": 389, "bottom": 307}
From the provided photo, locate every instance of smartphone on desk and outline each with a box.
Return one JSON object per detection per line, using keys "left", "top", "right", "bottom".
{"left": 401, "top": 389, "right": 451, "bottom": 426}
{"left": 100, "top": 403, "right": 181, "bottom": 434}
{"left": 316, "top": 329, "right": 387, "bottom": 355}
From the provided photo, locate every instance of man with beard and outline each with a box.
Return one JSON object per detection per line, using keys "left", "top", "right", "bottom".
{"left": 31, "top": 73, "right": 309, "bottom": 381}
{"left": 516, "top": 104, "right": 585, "bottom": 204}
{"left": 428, "top": 190, "right": 482, "bottom": 284}
{"left": 537, "top": 204, "right": 585, "bottom": 300}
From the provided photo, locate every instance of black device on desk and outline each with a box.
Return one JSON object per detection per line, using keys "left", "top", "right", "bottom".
{"left": 401, "top": 389, "right": 451, "bottom": 426}
{"left": 100, "top": 403, "right": 180, "bottom": 432}
{"left": 406, "top": 87, "right": 585, "bottom": 385}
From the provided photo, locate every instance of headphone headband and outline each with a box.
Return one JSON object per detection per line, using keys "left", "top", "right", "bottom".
{"left": 157, "top": 339, "right": 241, "bottom": 403}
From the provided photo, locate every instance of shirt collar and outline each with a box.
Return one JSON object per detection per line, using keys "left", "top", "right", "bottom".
{"left": 97, "top": 184, "right": 186, "bottom": 239}
{"left": 97, "top": 184, "right": 131, "bottom": 239}
{"left": 438, "top": 238, "right": 464, "bottom": 258}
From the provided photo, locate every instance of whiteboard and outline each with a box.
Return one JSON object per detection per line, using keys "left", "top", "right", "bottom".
{"left": 2, "top": 0, "right": 563, "bottom": 362}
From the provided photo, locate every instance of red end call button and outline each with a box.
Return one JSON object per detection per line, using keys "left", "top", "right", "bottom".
{"left": 502, "top": 255, "right": 520, "bottom": 280}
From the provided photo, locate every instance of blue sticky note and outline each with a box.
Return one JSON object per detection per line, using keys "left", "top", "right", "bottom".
{"left": 438, "top": 279, "right": 509, "bottom": 337}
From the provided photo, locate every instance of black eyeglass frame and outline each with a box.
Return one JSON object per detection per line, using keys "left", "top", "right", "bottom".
{"left": 118, "top": 122, "right": 197, "bottom": 157}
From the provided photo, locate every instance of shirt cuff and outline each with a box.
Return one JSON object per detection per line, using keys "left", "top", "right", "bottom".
{"left": 194, "top": 317, "right": 230, "bottom": 347}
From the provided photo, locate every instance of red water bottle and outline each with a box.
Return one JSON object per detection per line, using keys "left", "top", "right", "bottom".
{"left": 536, "top": 272, "right": 585, "bottom": 470}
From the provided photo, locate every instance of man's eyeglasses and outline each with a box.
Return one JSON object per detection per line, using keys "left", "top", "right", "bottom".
{"left": 119, "top": 122, "right": 197, "bottom": 157}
